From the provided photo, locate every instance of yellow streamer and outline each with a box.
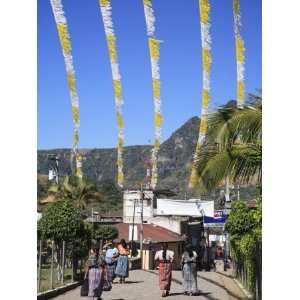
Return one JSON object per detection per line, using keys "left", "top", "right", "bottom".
{"left": 199, "top": 118, "right": 208, "bottom": 134}
{"left": 200, "top": 0, "right": 210, "bottom": 25}
{"left": 143, "top": 0, "right": 152, "bottom": 6}
{"left": 202, "top": 48, "right": 212, "bottom": 73}
{"left": 113, "top": 80, "right": 122, "bottom": 100}
{"left": 72, "top": 106, "right": 79, "bottom": 124}
{"left": 67, "top": 72, "right": 76, "bottom": 94}
{"left": 154, "top": 138, "right": 160, "bottom": 149}
{"left": 152, "top": 79, "right": 160, "bottom": 99}
{"left": 233, "top": 0, "right": 239, "bottom": 15}
{"left": 107, "top": 35, "right": 117, "bottom": 63}
{"left": 99, "top": 0, "right": 109, "bottom": 6}
{"left": 57, "top": 23, "right": 71, "bottom": 54}
{"left": 117, "top": 112, "right": 124, "bottom": 129}
{"left": 237, "top": 80, "right": 245, "bottom": 100}
{"left": 149, "top": 38, "right": 160, "bottom": 59}
{"left": 189, "top": 0, "right": 212, "bottom": 189}
{"left": 154, "top": 112, "right": 163, "bottom": 128}
{"left": 118, "top": 171, "right": 124, "bottom": 183}
{"left": 202, "top": 90, "right": 210, "bottom": 109}
{"left": 236, "top": 37, "right": 245, "bottom": 62}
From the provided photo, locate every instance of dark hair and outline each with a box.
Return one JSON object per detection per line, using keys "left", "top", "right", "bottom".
{"left": 185, "top": 244, "right": 193, "bottom": 258}
{"left": 162, "top": 242, "right": 168, "bottom": 260}
{"left": 120, "top": 238, "right": 127, "bottom": 249}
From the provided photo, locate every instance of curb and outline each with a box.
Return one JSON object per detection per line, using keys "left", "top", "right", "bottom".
{"left": 233, "top": 278, "right": 253, "bottom": 299}
{"left": 37, "top": 281, "right": 81, "bottom": 299}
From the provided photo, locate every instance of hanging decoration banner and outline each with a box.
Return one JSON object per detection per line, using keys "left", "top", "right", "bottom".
{"left": 98, "top": 0, "right": 125, "bottom": 188}
{"left": 143, "top": 0, "right": 163, "bottom": 189}
{"left": 233, "top": 0, "right": 245, "bottom": 108}
{"left": 50, "top": 0, "right": 82, "bottom": 178}
{"left": 189, "top": 0, "right": 212, "bottom": 189}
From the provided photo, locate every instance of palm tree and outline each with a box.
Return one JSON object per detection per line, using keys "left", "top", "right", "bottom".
{"left": 46, "top": 175, "right": 103, "bottom": 211}
{"left": 195, "top": 94, "right": 262, "bottom": 193}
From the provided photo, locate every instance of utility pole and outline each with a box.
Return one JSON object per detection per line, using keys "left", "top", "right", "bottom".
{"left": 130, "top": 199, "right": 136, "bottom": 255}
{"left": 140, "top": 183, "right": 144, "bottom": 269}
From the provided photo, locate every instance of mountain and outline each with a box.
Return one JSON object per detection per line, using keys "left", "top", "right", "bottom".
{"left": 38, "top": 117, "right": 199, "bottom": 195}
{"left": 37, "top": 115, "right": 257, "bottom": 201}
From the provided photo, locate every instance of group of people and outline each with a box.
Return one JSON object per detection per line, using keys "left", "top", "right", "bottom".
{"left": 154, "top": 242, "right": 200, "bottom": 297}
{"left": 84, "top": 239, "right": 129, "bottom": 300}
{"left": 83, "top": 239, "right": 209, "bottom": 299}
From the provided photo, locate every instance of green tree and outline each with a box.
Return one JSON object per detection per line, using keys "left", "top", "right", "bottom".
{"left": 38, "top": 199, "right": 91, "bottom": 279}
{"left": 195, "top": 95, "right": 262, "bottom": 192}
{"left": 94, "top": 225, "right": 119, "bottom": 241}
{"left": 225, "top": 200, "right": 262, "bottom": 292}
{"left": 47, "top": 175, "right": 103, "bottom": 211}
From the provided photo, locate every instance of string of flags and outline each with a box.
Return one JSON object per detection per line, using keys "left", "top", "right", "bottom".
{"left": 233, "top": 0, "right": 246, "bottom": 108}
{"left": 50, "top": 0, "right": 83, "bottom": 178}
{"left": 143, "top": 0, "right": 163, "bottom": 190}
{"left": 98, "top": 0, "right": 125, "bottom": 188}
{"left": 189, "top": 0, "right": 212, "bottom": 189}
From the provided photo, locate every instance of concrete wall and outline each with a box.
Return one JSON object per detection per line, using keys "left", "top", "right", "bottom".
{"left": 123, "top": 190, "right": 154, "bottom": 224}
{"left": 148, "top": 216, "right": 184, "bottom": 235}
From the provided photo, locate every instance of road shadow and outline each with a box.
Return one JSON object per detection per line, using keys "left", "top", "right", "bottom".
{"left": 168, "top": 292, "right": 184, "bottom": 296}
{"left": 124, "top": 280, "right": 144, "bottom": 284}
{"left": 215, "top": 271, "right": 234, "bottom": 279}
{"left": 145, "top": 270, "right": 220, "bottom": 300}
{"left": 197, "top": 273, "right": 247, "bottom": 300}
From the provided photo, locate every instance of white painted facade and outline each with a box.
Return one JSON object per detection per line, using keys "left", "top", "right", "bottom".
{"left": 123, "top": 190, "right": 215, "bottom": 235}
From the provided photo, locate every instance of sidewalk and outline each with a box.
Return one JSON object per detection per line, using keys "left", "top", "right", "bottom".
{"left": 53, "top": 269, "right": 247, "bottom": 300}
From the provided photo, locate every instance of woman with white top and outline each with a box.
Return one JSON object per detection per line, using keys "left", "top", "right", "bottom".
{"left": 154, "top": 242, "right": 174, "bottom": 297}
{"left": 181, "top": 244, "right": 199, "bottom": 296}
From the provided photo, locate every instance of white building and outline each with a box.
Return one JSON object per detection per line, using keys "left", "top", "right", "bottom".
{"left": 123, "top": 190, "right": 214, "bottom": 235}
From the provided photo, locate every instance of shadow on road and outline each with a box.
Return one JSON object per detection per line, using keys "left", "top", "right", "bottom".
{"left": 197, "top": 274, "right": 246, "bottom": 300}
{"left": 145, "top": 270, "right": 246, "bottom": 300}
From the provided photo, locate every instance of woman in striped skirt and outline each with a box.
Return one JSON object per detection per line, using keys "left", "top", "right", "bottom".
{"left": 154, "top": 243, "right": 174, "bottom": 297}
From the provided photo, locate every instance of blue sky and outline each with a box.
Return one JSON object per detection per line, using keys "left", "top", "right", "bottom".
{"left": 38, "top": 0, "right": 261, "bottom": 150}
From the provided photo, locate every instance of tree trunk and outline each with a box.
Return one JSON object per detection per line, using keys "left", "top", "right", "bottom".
{"left": 72, "top": 255, "right": 78, "bottom": 281}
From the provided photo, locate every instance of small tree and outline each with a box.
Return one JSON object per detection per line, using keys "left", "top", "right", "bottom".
{"left": 94, "top": 225, "right": 118, "bottom": 242}
{"left": 38, "top": 199, "right": 88, "bottom": 279}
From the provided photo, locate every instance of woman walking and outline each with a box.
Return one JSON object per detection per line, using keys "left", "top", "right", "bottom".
{"left": 84, "top": 247, "right": 106, "bottom": 300}
{"left": 181, "top": 244, "right": 199, "bottom": 296}
{"left": 154, "top": 243, "right": 174, "bottom": 297}
{"left": 104, "top": 241, "right": 119, "bottom": 283}
{"left": 115, "top": 239, "right": 129, "bottom": 283}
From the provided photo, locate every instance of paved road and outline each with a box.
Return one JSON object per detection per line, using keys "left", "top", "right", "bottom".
{"left": 54, "top": 269, "right": 247, "bottom": 300}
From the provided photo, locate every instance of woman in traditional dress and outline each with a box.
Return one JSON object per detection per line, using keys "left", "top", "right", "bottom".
{"left": 115, "top": 239, "right": 129, "bottom": 283}
{"left": 154, "top": 242, "right": 174, "bottom": 297}
{"left": 84, "top": 247, "right": 106, "bottom": 300}
{"left": 104, "top": 241, "right": 119, "bottom": 283}
{"left": 181, "top": 244, "right": 199, "bottom": 296}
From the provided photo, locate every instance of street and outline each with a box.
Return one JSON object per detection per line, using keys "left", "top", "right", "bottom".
{"left": 53, "top": 269, "right": 247, "bottom": 300}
